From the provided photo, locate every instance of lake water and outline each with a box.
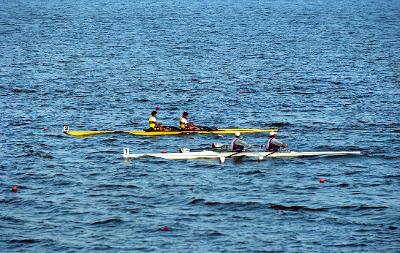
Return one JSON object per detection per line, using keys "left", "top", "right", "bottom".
{"left": 1, "top": 0, "right": 399, "bottom": 252}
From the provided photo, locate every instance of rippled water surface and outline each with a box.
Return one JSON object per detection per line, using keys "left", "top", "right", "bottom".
{"left": 1, "top": 0, "right": 399, "bottom": 252}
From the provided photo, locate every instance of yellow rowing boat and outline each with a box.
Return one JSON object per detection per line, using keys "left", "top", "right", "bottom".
{"left": 63, "top": 125, "right": 278, "bottom": 137}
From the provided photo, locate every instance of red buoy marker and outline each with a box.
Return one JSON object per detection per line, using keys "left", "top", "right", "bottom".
{"left": 162, "top": 226, "right": 170, "bottom": 231}
{"left": 156, "top": 106, "right": 160, "bottom": 111}
{"left": 319, "top": 178, "right": 326, "bottom": 183}
{"left": 43, "top": 127, "right": 49, "bottom": 131}
{"left": 11, "top": 185, "right": 18, "bottom": 192}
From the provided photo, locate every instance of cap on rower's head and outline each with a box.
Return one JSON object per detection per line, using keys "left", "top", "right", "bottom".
{"left": 235, "top": 132, "right": 241, "bottom": 137}
{"left": 183, "top": 111, "right": 188, "bottom": 116}
{"left": 151, "top": 111, "right": 157, "bottom": 116}
{"left": 269, "top": 131, "right": 277, "bottom": 137}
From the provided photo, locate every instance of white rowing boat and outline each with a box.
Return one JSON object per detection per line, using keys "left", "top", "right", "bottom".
{"left": 123, "top": 148, "right": 361, "bottom": 163}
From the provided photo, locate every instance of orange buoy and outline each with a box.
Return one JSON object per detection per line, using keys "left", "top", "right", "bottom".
{"left": 11, "top": 185, "right": 18, "bottom": 192}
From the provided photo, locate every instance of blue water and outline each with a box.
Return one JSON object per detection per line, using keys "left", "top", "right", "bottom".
{"left": 1, "top": 0, "right": 399, "bottom": 252}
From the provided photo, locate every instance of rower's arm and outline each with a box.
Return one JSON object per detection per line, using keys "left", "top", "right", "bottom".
{"left": 236, "top": 139, "right": 250, "bottom": 147}
{"left": 271, "top": 139, "right": 288, "bottom": 147}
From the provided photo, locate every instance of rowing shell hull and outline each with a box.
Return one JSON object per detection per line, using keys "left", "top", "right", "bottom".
{"left": 64, "top": 128, "right": 278, "bottom": 137}
{"left": 123, "top": 150, "right": 362, "bottom": 160}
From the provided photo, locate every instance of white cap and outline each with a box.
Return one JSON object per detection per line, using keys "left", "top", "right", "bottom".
{"left": 235, "top": 132, "right": 240, "bottom": 137}
{"left": 269, "top": 131, "right": 277, "bottom": 136}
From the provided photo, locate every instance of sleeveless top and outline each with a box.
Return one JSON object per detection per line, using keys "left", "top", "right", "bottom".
{"left": 231, "top": 138, "right": 241, "bottom": 151}
{"left": 267, "top": 138, "right": 280, "bottom": 151}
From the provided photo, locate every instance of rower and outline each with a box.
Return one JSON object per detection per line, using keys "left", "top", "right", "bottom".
{"left": 149, "top": 111, "right": 164, "bottom": 131}
{"left": 267, "top": 132, "right": 288, "bottom": 151}
{"left": 179, "top": 112, "right": 196, "bottom": 130}
{"left": 231, "top": 132, "right": 250, "bottom": 152}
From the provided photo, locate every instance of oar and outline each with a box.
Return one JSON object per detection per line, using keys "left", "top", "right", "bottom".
{"left": 219, "top": 144, "right": 276, "bottom": 162}
{"left": 219, "top": 150, "right": 244, "bottom": 163}
{"left": 258, "top": 146, "right": 288, "bottom": 160}
{"left": 218, "top": 143, "right": 252, "bottom": 163}
{"left": 258, "top": 150, "right": 277, "bottom": 160}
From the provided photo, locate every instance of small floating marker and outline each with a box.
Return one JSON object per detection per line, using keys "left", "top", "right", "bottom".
{"left": 11, "top": 185, "right": 18, "bottom": 192}
{"left": 43, "top": 127, "right": 49, "bottom": 131}
{"left": 162, "top": 226, "right": 170, "bottom": 231}
{"left": 155, "top": 106, "right": 160, "bottom": 111}
{"left": 161, "top": 150, "right": 168, "bottom": 153}
{"left": 319, "top": 178, "right": 326, "bottom": 183}
{"left": 341, "top": 104, "right": 348, "bottom": 107}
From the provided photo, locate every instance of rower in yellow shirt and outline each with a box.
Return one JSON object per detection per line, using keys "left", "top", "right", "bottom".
{"left": 149, "top": 111, "right": 164, "bottom": 131}
{"left": 179, "top": 112, "right": 196, "bottom": 130}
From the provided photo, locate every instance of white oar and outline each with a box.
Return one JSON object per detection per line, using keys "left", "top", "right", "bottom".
{"left": 218, "top": 151, "right": 245, "bottom": 163}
